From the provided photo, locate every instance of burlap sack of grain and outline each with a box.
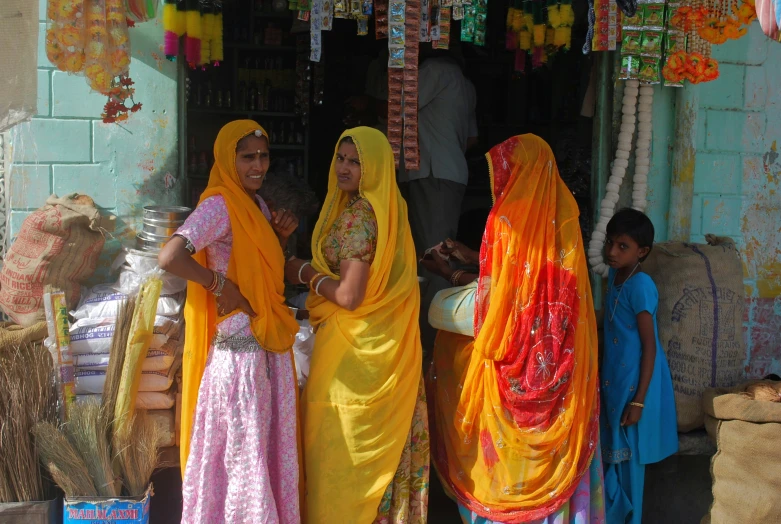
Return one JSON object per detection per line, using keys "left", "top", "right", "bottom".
{"left": 701, "top": 382, "right": 781, "bottom": 524}
{"left": 0, "top": 321, "right": 48, "bottom": 352}
{"left": 642, "top": 235, "right": 745, "bottom": 432}
{"left": 0, "top": 195, "right": 104, "bottom": 327}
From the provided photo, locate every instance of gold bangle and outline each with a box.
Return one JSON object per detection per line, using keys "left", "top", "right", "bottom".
{"left": 629, "top": 402, "right": 644, "bottom": 408}
{"left": 308, "top": 272, "right": 324, "bottom": 289}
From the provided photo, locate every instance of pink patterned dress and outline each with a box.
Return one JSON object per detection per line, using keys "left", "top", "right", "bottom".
{"left": 176, "top": 195, "right": 300, "bottom": 524}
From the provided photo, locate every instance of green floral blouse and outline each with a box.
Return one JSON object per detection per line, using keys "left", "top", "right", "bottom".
{"left": 322, "top": 197, "right": 378, "bottom": 275}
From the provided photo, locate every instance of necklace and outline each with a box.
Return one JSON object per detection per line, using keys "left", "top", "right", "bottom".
{"left": 346, "top": 194, "right": 361, "bottom": 207}
{"left": 608, "top": 263, "right": 640, "bottom": 323}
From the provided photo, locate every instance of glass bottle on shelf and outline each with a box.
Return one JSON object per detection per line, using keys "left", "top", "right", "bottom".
{"left": 248, "top": 78, "right": 258, "bottom": 111}
{"left": 195, "top": 79, "right": 202, "bottom": 107}
{"left": 225, "top": 88, "right": 232, "bottom": 109}
{"left": 238, "top": 81, "right": 247, "bottom": 110}
{"left": 279, "top": 122, "right": 287, "bottom": 144}
{"left": 204, "top": 81, "right": 213, "bottom": 108}
{"left": 288, "top": 121, "right": 296, "bottom": 144}
{"left": 216, "top": 87, "right": 223, "bottom": 108}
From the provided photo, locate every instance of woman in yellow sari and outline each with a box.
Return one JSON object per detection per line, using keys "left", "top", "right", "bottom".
{"left": 285, "top": 127, "right": 429, "bottom": 523}
{"left": 423, "top": 135, "right": 604, "bottom": 523}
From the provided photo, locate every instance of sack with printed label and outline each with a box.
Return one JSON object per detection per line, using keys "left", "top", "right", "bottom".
{"left": 642, "top": 235, "right": 746, "bottom": 432}
{"left": 0, "top": 194, "right": 104, "bottom": 327}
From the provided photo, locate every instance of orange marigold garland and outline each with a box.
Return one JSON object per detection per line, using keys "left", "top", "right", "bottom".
{"left": 102, "top": 76, "right": 143, "bottom": 124}
{"left": 46, "top": 0, "right": 144, "bottom": 123}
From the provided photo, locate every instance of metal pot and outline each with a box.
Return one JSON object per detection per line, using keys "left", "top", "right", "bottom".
{"left": 136, "top": 232, "right": 167, "bottom": 252}
{"left": 143, "top": 206, "right": 191, "bottom": 223}
{"left": 144, "top": 222, "right": 181, "bottom": 238}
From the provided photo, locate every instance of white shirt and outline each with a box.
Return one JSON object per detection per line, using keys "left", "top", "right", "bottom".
{"left": 406, "top": 58, "right": 478, "bottom": 185}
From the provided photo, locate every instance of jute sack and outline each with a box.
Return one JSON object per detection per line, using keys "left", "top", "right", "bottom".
{"left": 642, "top": 235, "right": 745, "bottom": 432}
{"left": 0, "top": 321, "right": 48, "bottom": 352}
{"left": 702, "top": 381, "right": 781, "bottom": 524}
{"left": 0, "top": 194, "right": 104, "bottom": 327}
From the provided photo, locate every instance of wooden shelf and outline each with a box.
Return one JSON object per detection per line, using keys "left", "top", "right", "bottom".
{"left": 225, "top": 43, "right": 297, "bottom": 51}
{"left": 188, "top": 107, "right": 297, "bottom": 118}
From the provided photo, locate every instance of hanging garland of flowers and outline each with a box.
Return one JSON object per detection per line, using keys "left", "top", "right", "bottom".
{"left": 46, "top": 0, "right": 143, "bottom": 124}
{"left": 588, "top": 80, "right": 654, "bottom": 277}
{"left": 506, "top": 0, "right": 574, "bottom": 71}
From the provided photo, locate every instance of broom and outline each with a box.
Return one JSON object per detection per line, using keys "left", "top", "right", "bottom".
{"left": 33, "top": 422, "right": 97, "bottom": 498}
{"left": 113, "top": 411, "right": 164, "bottom": 497}
{"left": 64, "top": 401, "right": 119, "bottom": 497}
{"left": 0, "top": 342, "right": 58, "bottom": 503}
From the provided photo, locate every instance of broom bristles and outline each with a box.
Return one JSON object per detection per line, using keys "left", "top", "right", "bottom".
{"left": 0, "top": 342, "right": 57, "bottom": 503}
{"left": 101, "top": 298, "right": 135, "bottom": 442}
{"left": 33, "top": 422, "right": 97, "bottom": 498}
{"left": 64, "top": 401, "right": 119, "bottom": 497}
{"left": 113, "top": 411, "right": 163, "bottom": 497}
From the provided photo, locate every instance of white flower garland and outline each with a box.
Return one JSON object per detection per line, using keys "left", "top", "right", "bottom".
{"left": 587, "top": 80, "right": 653, "bottom": 277}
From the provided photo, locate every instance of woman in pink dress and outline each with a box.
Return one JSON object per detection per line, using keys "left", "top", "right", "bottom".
{"left": 158, "top": 120, "right": 302, "bottom": 523}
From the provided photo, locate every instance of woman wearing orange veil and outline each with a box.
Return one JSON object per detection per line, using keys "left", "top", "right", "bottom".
{"left": 423, "top": 135, "right": 605, "bottom": 523}
{"left": 159, "top": 120, "right": 302, "bottom": 522}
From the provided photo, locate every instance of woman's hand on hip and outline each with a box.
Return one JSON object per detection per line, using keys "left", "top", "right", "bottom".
{"left": 271, "top": 209, "right": 299, "bottom": 240}
{"left": 215, "top": 279, "right": 257, "bottom": 318}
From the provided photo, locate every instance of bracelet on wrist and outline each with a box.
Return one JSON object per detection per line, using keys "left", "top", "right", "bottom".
{"left": 204, "top": 270, "right": 218, "bottom": 292}
{"left": 314, "top": 275, "right": 329, "bottom": 297}
{"left": 629, "top": 401, "right": 644, "bottom": 408}
{"left": 212, "top": 273, "right": 227, "bottom": 297}
{"left": 309, "top": 272, "right": 324, "bottom": 290}
{"left": 298, "top": 262, "right": 312, "bottom": 285}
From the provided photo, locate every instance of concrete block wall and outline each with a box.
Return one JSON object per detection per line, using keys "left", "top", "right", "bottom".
{"left": 7, "top": 0, "right": 182, "bottom": 282}
{"left": 688, "top": 25, "right": 780, "bottom": 378}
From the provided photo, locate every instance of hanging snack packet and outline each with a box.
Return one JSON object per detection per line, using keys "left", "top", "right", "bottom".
{"left": 642, "top": 2, "right": 665, "bottom": 28}
{"left": 640, "top": 29, "right": 664, "bottom": 55}
{"left": 619, "top": 55, "right": 640, "bottom": 80}
{"left": 621, "top": 28, "right": 642, "bottom": 54}
{"left": 637, "top": 56, "right": 661, "bottom": 83}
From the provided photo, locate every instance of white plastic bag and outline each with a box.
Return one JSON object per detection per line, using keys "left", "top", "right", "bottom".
{"left": 71, "top": 283, "right": 184, "bottom": 320}
{"left": 69, "top": 316, "right": 179, "bottom": 355}
{"left": 75, "top": 366, "right": 177, "bottom": 394}
{"left": 136, "top": 390, "right": 176, "bottom": 410}
{"left": 292, "top": 319, "right": 315, "bottom": 389}
{"left": 112, "top": 249, "right": 187, "bottom": 296}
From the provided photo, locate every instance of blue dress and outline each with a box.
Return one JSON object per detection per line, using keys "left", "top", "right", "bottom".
{"left": 600, "top": 269, "right": 678, "bottom": 524}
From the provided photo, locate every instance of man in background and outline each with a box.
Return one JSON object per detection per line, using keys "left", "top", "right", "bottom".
{"left": 406, "top": 44, "right": 478, "bottom": 350}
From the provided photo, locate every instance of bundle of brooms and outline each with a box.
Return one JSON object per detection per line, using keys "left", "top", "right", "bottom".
{"left": 33, "top": 278, "right": 165, "bottom": 500}
{"left": 0, "top": 336, "right": 58, "bottom": 503}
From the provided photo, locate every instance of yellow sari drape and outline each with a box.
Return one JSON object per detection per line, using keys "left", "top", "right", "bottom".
{"left": 429, "top": 135, "right": 599, "bottom": 522}
{"left": 304, "top": 127, "right": 422, "bottom": 523}
{"left": 180, "top": 120, "right": 300, "bottom": 476}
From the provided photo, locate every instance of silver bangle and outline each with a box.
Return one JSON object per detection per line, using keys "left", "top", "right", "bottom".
{"left": 213, "top": 273, "right": 227, "bottom": 297}
{"left": 298, "top": 262, "right": 311, "bottom": 284}
{"left": 315, "top": 276, "right": 329, "bottom": 297}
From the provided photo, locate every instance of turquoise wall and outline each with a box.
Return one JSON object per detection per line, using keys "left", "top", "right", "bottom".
{"left": 8, "top": 0, "right": 183, "bottom": 281}
{"left": 643, "top": 24, "right": 781, "bottom": 378}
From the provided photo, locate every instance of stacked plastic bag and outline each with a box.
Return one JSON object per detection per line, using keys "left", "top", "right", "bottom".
{"left": 72, "top": 250, "right": 184, "bottom": 444}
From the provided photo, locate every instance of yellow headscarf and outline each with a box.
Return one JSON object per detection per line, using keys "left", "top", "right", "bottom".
{"left": 180, "top": 120, "right": 300, "bottom": 476}
{"left": 303, "top": 127, "right": 422, "bottom": 523}
{"left": 430, "top": 135, "right": 599, "bottom": 521}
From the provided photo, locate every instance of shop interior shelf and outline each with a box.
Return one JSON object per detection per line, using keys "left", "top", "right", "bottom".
{"left": 224, "top": 42, "right": 297, "bottom": 51}
{"left": 188, "top": 107, "right": 298, "bottom": 118}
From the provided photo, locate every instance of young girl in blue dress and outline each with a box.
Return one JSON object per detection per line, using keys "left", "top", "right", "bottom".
{"left": 600, "top": 208, "right": 678, "bottom": 524}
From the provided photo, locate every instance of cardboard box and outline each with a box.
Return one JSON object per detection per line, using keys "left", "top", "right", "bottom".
{"left": 63, "top": 486, "right": 151, "bottom": 524}
{"left": 0, "top": 499, "right": 57, "bottom": 524}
